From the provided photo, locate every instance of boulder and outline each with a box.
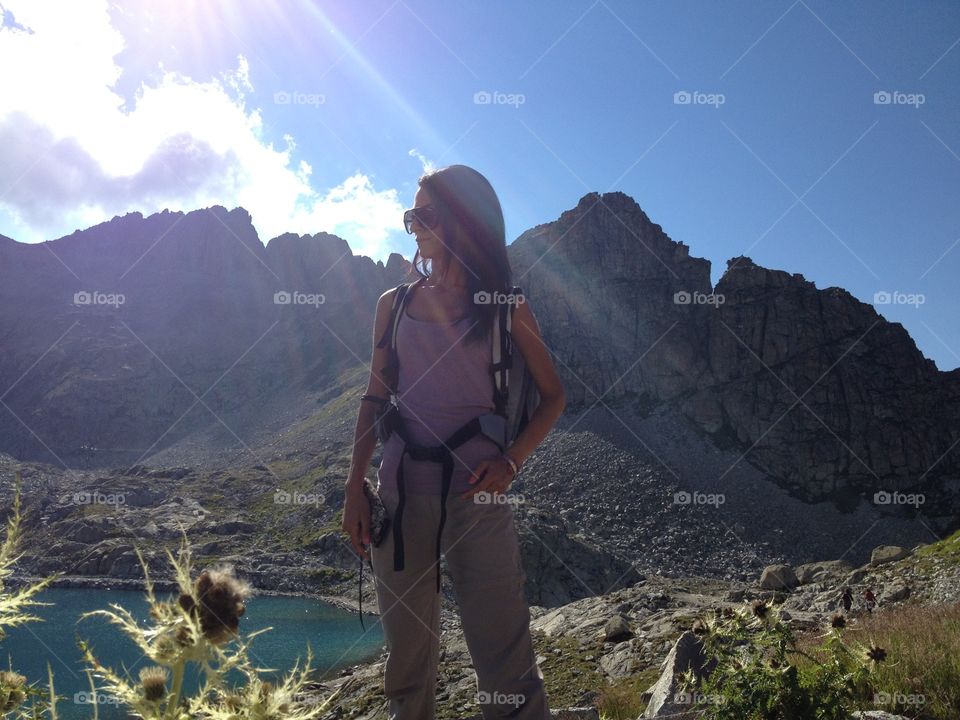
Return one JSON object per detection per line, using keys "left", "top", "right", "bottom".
{"left": 870, "top": 546, "right": 910, "bottom": 566}
{"left": 598, "top": 640, "right": 635, "bottom": 678}
{"left": 882, "top": 584, "right": 911, "bottom": 603}
{"left": 642, "top": 631, "right": 717, "bottom": 718}
{"left": 845, "top": 568, "right": 869, "bottom": 585}
{"left": 794, "top": 560, "right": 853, "bottom": 585}
{"left": 759, "top": 564, "right": 798, "bottom": 590}
{"left": 603, "top": 614, "right": 633, "bottom": 642}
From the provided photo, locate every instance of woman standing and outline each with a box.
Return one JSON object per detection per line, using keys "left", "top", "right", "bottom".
{"left": 342, "top": 164, "right": 566, "bottom": 719}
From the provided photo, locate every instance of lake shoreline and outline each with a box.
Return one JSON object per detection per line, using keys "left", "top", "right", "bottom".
{"left": 11, "top": 572, "right": 379, "bottom": 617}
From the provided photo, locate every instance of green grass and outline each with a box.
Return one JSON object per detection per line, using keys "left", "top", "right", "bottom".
{"left": 288, "top": 510, "right": 345, "bottom": 555}
{"left": 307, "top": 566, "right": 353, "bottom": 582}
{"left": 797, "top": 602, "right": 960, "bottom": 719}
{"left": 848, "top": 602, "right": 960, "bottom": 718}
{"left": 533, "top": 630, "right": 607, "bottom": 711}
{"left": 915, "top": 528, "right": 960, "bottom": 567}
{"left": 596, "top": 666, "right": 662, "bottom": 719}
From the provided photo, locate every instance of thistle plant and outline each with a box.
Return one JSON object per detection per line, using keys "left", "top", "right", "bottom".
{"left": 678, "top": 603, "right": 880, "bottom": 719}
{"left": 75, "top": 530, "right": 353, "bottom": 719}
{"left": 0, "top": 471, "right": 62, "bottom": 719}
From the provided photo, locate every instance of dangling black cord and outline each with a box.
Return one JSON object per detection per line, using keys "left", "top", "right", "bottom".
{"left": 359, "top": 551, "right": 373, "bottom": 631}
{"left": 359, "top": 554, "right": 365, "bottom": 631}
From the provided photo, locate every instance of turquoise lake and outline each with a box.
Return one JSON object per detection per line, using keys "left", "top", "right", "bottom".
{"left": 3, "top": 587, "right": 384, "bottom": 719}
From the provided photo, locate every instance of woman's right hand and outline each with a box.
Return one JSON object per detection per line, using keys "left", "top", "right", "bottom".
{"left": 342, "top": 481, "right": 371, "bottom": 560}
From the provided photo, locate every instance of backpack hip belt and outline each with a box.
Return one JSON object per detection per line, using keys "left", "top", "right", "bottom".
{"left": 392, "top": 412, "right": 500, "bottom": 593}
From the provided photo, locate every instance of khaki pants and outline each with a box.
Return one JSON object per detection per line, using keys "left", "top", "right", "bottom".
{"left": 370, "top": 486, "right": 551, "bottom": 719}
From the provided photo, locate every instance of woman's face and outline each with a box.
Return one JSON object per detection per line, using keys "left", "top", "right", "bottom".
{"left": 411, "top": 186, "right": 446, "bottom": 260}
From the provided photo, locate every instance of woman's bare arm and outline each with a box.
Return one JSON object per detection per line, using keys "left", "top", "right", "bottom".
{"left": 342, "top": 287, "right": 397, "bottom": 558}
{"left": 345, "top": 287, "right": 397, "bottom": 493}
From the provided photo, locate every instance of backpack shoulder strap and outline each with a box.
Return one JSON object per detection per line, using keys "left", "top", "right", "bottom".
{"left": 490, "top": 286, "right": 523, "bottom": 416}
{"left": 376, "top": 280, "right": 417, "bottom": 393}
{"left": 376, "top": 282, "right": 412, "bottom": 348}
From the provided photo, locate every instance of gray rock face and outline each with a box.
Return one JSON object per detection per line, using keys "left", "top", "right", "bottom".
{"left": 508, "top": 194, "right": 960, "bottom": 509}
{"left": 598, "top": 639, "right": 636, "bottom": 678}
{"left": 517, "top": 507, "right": 643, "bottom": 606}
{"left": 0, "top": 207, "right": 413, "bottom": 469}
{"left": 642, "top": 631, "right": 716, "bottom": 719}
{"left": 870, "top": 545, "right": 910, "bottom": 566}
{"left": 759, "top": 564, "right": 799, "bottom": 590}
{"left": 508, "top": 193, "right": 715, "bottom": 411}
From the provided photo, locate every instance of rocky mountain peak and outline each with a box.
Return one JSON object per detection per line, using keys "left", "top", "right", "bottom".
{"left": 725, "top": 254, "right": 758, "bottom": 270}
{"left": 509, "top": 193, "right": 958, "bottom": 518}
{"left": 384, "top": 251, "right": 413, "bottom": 280}
{"left": 0, "top": 194, "right": 956, "bottom": 521}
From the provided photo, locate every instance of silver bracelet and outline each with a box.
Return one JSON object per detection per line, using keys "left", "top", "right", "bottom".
{"left": 501, "top": 453, "right": 520, "bottom": 477}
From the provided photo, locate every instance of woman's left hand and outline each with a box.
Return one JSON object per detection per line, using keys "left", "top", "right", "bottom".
{"left": 460, "top": 455, "right": 516, "bottom": 502}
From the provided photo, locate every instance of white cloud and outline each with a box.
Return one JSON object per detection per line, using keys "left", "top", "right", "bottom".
{"left": 0, "top": 0, "right": 407, "bottom": 261}
{"left": 288, "top": 173, "right": 405, "bottom": 259}
{"left": 408, "top": 148, "right": 436, "bottom": 175}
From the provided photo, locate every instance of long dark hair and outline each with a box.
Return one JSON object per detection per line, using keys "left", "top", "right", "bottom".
{"left": 411, "top": 164, "right": 512, "bottom": 345}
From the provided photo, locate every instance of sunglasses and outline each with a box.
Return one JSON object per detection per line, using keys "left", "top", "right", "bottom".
{"left": 403, "top": 205, "right": 440, "bottom": 234}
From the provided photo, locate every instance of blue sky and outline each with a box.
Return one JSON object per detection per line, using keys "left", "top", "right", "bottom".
{"left": 1, "top": 1, "right": 958, "bottom": 369}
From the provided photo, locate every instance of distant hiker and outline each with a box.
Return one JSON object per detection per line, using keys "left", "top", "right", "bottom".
{"left": 342, "top": 164, "right": 566, "bottom": 720}
{"left": 840, "top": 587, "right": 853, "bottom": 613}
{"left": 863, "top": 588, "right": 877, "bottom": 613}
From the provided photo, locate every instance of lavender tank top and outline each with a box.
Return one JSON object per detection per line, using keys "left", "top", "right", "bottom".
{"left": 376, "top": 299, "right": 499, "bottom": 495}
